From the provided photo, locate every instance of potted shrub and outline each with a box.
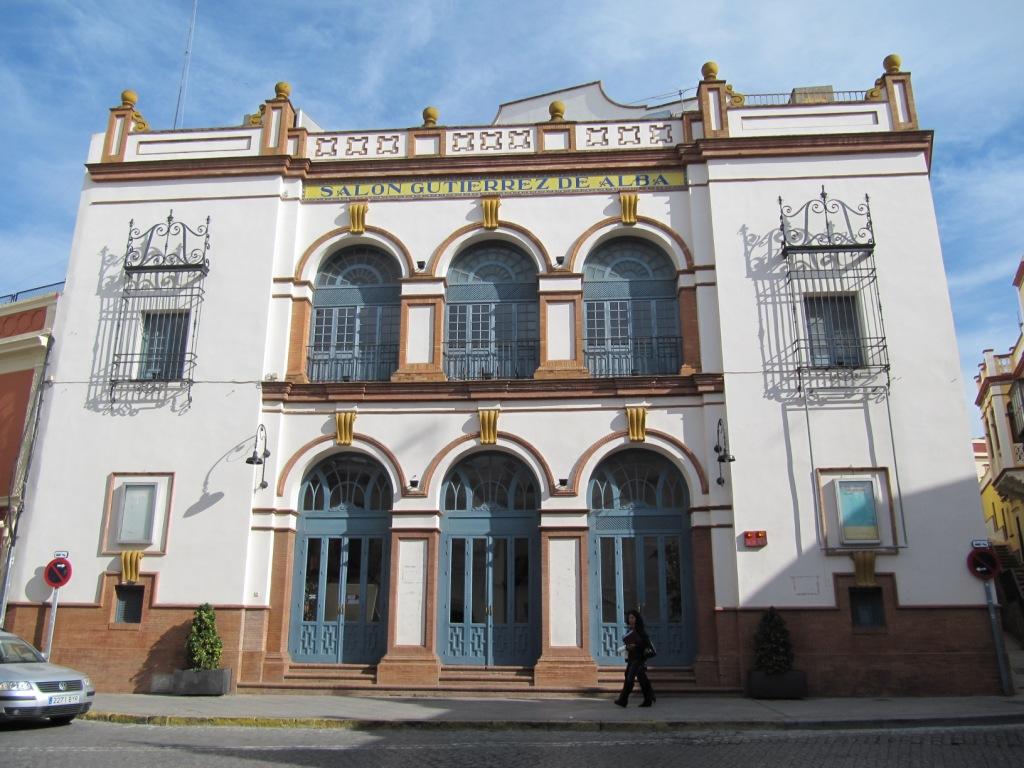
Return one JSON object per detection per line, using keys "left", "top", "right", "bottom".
{"left": 172, "top": 603, "right": 231, "bottom": 695}
{"left": 747, "top": 607, "right": 807, "bottom": 699}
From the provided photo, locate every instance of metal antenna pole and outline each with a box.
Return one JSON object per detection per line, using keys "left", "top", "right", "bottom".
{"left": 173, "top": 0, "right": 199, "bottom": 129}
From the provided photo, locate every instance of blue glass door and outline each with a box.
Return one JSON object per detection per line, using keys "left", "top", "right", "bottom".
{"left": 291, "top": 534, "right": 387, "bottom": 663}
{"left": 441, "top": 534, "right": 533, "bottom": 665}
{"left": 591, "top": 532, "right": 689, "bottom": 665}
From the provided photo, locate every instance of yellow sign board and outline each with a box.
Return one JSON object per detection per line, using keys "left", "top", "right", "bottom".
{"left": 304, "top": 170, "right": 686, "bottom": 202}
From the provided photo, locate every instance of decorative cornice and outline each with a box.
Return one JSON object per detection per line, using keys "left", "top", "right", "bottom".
{"left": 262, "top": 373, "right": 724, "bottom": 404}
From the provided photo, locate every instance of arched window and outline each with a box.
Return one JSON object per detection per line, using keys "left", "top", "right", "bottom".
{"left": 309, "top": 245, "right": 401, "bottom": 382}
{"left": 442, "top": 452, "right": 538, "bottom": 513}
{"left": 301, "top": 453, "right": 393, "bottom": 514}
{"left": 582, "top": 237, "right": 680, "bottom": 376}
{"left": 444, "top": 242, "right": 538, "bottom": 380}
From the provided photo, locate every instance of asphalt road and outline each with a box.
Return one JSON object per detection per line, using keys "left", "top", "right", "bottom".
{"left": 3, "top": 720, "right": 1024, "bottom": 767}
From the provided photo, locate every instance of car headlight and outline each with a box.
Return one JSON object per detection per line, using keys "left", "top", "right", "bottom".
{"left": 0, "top": 681, "right": 33, "bottom": 691}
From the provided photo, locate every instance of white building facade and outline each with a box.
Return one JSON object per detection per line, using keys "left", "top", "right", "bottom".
{"left": 4, "top": 56, "right": 998, "bottom": 695}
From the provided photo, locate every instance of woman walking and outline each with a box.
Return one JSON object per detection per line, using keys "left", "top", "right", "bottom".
{"left": 614, "top": 608, "right": 656, "bottom": 707}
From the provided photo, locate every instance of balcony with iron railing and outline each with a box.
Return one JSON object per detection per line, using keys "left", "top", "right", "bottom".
{"left": 306, "top": 343, "right": 399, "bottom": 382}
{"left": 443, "top": 339, "right": 539, "bottom": 381}
{"left": 584, "top": 336, "right": 681, "bottom": 378}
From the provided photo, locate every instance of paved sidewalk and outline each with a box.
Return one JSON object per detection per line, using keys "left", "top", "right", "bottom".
{"left": 84, "top": 692, "right": 1024, "bottom": 731}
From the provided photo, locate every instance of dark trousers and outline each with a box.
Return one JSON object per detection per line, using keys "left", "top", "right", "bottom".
{"left": 618, "top": 659, "right": 654, "bottom": 702}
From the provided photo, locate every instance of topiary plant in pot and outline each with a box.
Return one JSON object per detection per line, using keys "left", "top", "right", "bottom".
{"left": 747, "top": 607, "right": 807, "bottom": 699}
{"left": 172, "top": 603, "right": 231, "bottom": 695}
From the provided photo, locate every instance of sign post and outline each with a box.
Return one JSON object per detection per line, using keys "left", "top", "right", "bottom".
{"left": 42, "top": 556, "right": 72, "bottom": 661}
{"left": 967, "top": 543, "right": 1013, "bottom": 696}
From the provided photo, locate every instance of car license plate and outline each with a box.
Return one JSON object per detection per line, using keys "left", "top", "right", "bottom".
{"left": 48, "top": 694, "right": 80, "bottom": 705}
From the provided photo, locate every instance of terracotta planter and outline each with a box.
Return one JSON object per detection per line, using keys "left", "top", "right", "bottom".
{"left": 171, "top": 668, "right": 232, "bottom": 696}
{"left": 746, "top": 669, "right": 807, "bottom": 699}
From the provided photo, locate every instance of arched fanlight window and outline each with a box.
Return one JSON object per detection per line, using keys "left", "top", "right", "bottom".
{"left": 445, "top": 242, "right": 539, "bottom": 380}
{"left": 582, "top": 237, "right": 680, "bottom": 376}
{"left": 589, "top": 449, "right": 688, "bottom": 512}
{"left": 442, "top": 452, "right": 538, "bottom": 513}
{"left": 301, "top": 453, "right": 393, "bottom": 514}
{"left": 310, "top": 245, "right": 401, "bottom": 382}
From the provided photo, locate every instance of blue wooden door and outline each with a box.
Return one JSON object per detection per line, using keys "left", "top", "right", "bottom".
{"left": 291, "top": 534, "right": 388, "bottom": 663}
{"left": 588, "top": 449, "right": 695, "bottom": 666}
{"left": 439, "top": 452, "right": 539, "bottom": 666}
{"left": 441, "top": 533, "right": 534, "bottom": 665}
{"left": 289, "top": 453, "right": 392, "bottom": 664}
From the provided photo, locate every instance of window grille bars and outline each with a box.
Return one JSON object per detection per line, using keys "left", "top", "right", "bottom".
{"left": 779, "top": 189, "right": 888, "bottom": 392}
{"left": 109, "top": 211, "right": 210, "bottom": 403}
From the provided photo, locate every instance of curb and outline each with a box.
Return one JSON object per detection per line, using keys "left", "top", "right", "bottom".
{"left": 80, "top": 711, "right": 1024, "bottom": 731}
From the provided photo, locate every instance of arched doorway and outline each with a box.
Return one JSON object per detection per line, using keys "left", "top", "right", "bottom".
{"left": 588, "top": 449, "right": 695, "bottom": 666}
{"left": 289, "top": 453, "right": 392, "bottom": 664}
{"left": 438, "top": 452, "right": 540, "bottom": 665}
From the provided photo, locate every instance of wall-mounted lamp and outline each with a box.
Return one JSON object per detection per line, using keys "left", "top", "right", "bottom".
{"left": 409, "top": 475, "right": 420, "bottom": 489}
{"left": 714, "top": 417, "right": 735, "bottom": 486}
{"left": 246, "top": 424, "right": 271, "bottom": 489}
{"left": 555, "top": 256, "right": 565, "bottom": 267}
{"left": 559, "top": 478, "right": 569, "bottom": 487}
{"left": 416, "top": 260, "right": 426, "bottom": 271}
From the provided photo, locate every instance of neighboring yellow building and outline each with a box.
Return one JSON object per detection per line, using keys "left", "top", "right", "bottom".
{"left": 975, "top": 261, "right": 1024, "bottom": 557}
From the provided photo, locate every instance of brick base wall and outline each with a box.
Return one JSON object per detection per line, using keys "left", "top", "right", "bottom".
{"left": 730, "top": 575, "right": 1003, "bottom": 696}
{"left": 3, "top": 571, "right": 1004, "bottom": 695}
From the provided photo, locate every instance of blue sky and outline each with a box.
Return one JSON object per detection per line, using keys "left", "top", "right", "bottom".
{"left": 1, "top": 0, "right": 1021, "bottom": 429}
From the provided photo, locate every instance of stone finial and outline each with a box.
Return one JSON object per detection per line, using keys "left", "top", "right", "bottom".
{"left": 422, "top": 106, "right": 439, "bottom": 127}
{"left": 883, "top": 54, "right": 901, "bottom": 74}
{"left": 548, "top": 100, "right": 565, "bottom": 122}
{"left": 701, "top": 61, "right": 719, "bottom": 80}
{"left": 274, "top": 81, "right": 291, "bottom": 99}
{"left": 121, "top": 89, "right": 139, "bottom": 108}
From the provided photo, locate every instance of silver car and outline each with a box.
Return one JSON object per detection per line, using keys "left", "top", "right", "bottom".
{"left": 0, "top": 630, "right": 95, "bottom": 724}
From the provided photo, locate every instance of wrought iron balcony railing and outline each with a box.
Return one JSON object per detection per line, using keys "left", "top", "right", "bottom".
{"left": 443, "top": 339, "right": 539, "bottom": 381}
{"left": 584, "top": 336, "right": 681, "bottom": 377}
{"left": 306, "top": 343, "right": 399, "bottom": 382}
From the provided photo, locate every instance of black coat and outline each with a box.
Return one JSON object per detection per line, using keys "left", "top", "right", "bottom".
{"left": 622, "top": 628, "right": 650, "bottom": 663}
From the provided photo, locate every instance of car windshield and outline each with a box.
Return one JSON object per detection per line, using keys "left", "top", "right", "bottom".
{"left": 0, "top": 636, "right": 45, "bottom": 663}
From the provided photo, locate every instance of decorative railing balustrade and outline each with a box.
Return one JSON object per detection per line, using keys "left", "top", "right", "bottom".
{"left": 443, "top": 340, "right": 539, "bottom": 381}
{"left": 739, "top": 90, "right": 873, "bottom": 107}
{"left": 1, "top": 281, "right": 65, "bottom": 304}
{"left": 584, "top": 336, "right": 682, "bottom": 378}
{"left": 306, "top": 343, "right": 399, "bottom": 383}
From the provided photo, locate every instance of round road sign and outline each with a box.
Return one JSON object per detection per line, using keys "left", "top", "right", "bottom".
{"left": 966, "top": 547, "right": 999, "bottom": 580}
{"left": 43, "top": 557, "right": 72, "bottom": 589}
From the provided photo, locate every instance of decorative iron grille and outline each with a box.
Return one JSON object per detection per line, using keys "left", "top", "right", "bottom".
{"left": 779, "top": 188, "right": 888, "bottom": 392}
{"left": 109, "top": 211, "right": 210, "bottom": 402}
